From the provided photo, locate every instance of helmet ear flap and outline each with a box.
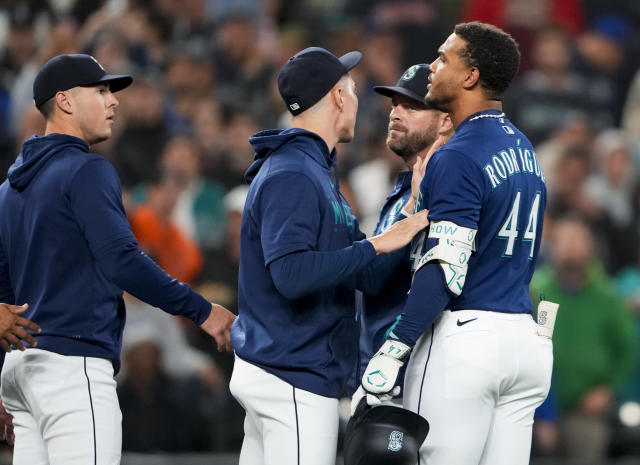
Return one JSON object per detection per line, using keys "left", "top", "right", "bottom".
{"left": 343, "top": 403, "right": 429, "bottom": 465}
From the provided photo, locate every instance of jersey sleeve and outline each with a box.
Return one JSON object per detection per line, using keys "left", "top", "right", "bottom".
{"left": 68, "top": 158, "right": 211, "bottom": 324}
{"left": 254, "top": 171, "right": 321, "bottom": 266}
{"left": 67, "top": 157, "right": 138, "bottom": 255}
{"left": 422, "top": 149, "right": 484, "bottom": 229}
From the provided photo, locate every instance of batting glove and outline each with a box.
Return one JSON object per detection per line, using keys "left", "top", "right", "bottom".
{"left": 350, "top": 385, "right": 402, "bottom": 416}
{"left": 361, "top": 339, "right": 411, "bottom": 399}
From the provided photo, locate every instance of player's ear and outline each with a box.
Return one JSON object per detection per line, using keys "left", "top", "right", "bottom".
{"left": 54, "top": 90, "right": 73, "bottom": 115}
{"left": 330, "top": 83, "right": 344, "bottom": 112}
{"left": 462, "top": 66, "right": 480, "bottom": 90}
{"left": 439, "top": 113, "right": 453, "bottom": 134}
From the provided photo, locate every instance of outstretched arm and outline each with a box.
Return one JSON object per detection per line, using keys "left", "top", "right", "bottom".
{"left": 269, "top": 211, "right": 428, "bottom": 299}
{"left": 68, "top": 158, "right": 234, "bottom": 350}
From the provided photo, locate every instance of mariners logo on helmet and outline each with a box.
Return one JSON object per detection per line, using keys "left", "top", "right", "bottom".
{"left": 388, "top": 430, "right": 404, "bottom": 452}
{"left": 401, "top": 65, "right": 420, "bottom": 81}
{"left": 343, "top": 399, "right": 429, "bottom": 465}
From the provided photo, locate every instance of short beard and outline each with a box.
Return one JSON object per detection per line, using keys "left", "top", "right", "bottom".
{"left": 387, "top": 129, "right": 437, "bottom": 162}
{"left": 425, "top": 87, "right": 453, "bottom": 113}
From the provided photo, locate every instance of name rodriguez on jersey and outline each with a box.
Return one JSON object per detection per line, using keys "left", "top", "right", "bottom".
{"left": 482, "top": 142, "right": 546, "bottom": 189}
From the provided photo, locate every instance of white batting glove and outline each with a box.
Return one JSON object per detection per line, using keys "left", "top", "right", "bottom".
{"left": 350, "top": 385, "right": 398, "bottom": 416}
{"left": 350, "top": 385, "right": 402, "bottom": 417}
{"left": 361, "top": 339, "right": 411, "bottom": 399}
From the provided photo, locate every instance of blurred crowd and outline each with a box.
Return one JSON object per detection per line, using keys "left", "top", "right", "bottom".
{"left": 1, "top": 0, "right": 640, "bottom": 461}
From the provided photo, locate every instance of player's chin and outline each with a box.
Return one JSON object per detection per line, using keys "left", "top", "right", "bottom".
{"left": 89, "top": 131, "right": 111, "bottom": 145}
{"left": 386, "top": 135, "right": 405, "bottom": 150}
{"left": 424, "top": 90, "right": 434, "bottom": 105}
{"left": 424, "top": 94, "right": 447, "bottom": 113}
{"left": 387, "top": 130, "right": 405, "bottom": 141}
{"left": 338, "top": 128, "right": 355, "bottom": 144}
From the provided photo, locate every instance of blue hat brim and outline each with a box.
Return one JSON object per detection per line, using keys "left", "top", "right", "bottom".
{"left": 374, "top": 85, "right": 432, "bottom": 107}
{"left": 339, "top": 51, "right": 362, "bottom": 72}
{"left": 92, "top": 74, "right": 133, "bottom": 93}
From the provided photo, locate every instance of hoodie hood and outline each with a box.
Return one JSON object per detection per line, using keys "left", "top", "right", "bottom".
{"left": 245, "top": 128, "right": 335, "bottom": 183}
{"left": 8, "top": 134, "right": 89, "bottom": 192}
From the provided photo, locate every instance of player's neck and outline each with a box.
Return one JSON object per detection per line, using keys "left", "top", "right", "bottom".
{"left": 44, "top": 118, "right": 86, "bottom": 143}
{"left": 405, "top": 148, "right": 427, "bottom": 169}
{"left": 291, "top": 114, "right": 338, "bottom": 153}
{"left": 449, "top": 98, "right": 502, "bottom": 130}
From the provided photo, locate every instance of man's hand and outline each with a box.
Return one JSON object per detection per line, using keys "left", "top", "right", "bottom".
{"left": 199, "top": 303, "right": 236, "bottom": 352}
{"left": 0, "top": 303, "right": 41, "bottom": 353}
{"left": 0, "top": 399, "right": 14, "bottom": 446}
{"left": 409, "top": 133, "right": 448, "bottom": 207}
{"left": 350, "top": 385, "right": 400, "bottom": 416}
{"left": 368, "top": 210, "right": 429, "bottom": 254}
{"left": 361, "top": 339, "right": 411, "bottom": 403}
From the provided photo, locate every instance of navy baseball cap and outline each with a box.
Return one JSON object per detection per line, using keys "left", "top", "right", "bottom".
{"left": 33, "top": 54, "right": 133, "bottom": 108}
{"left": 374, "top": 64, "right": 433, "bottom": 108}
{"left": 277, "top": 47, "right": 362, "bottom": 116}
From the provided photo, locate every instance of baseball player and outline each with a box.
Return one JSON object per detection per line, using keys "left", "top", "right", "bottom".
{"left": 0, "top": 54, "right": 235, "bottom": 464}
{"left": 360, "top": 22, "right": 553, "bottom": 464}
{"left": 229, "top": 47, "right": 429, "bottom": 465}
{"left": 356, "top": 63, "right": 452, "bottom": 397}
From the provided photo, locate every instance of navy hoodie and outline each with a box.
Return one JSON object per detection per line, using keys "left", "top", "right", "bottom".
{"left": 232, "top": 128, "right": 386, "bottom": 398}
{"left": 0, "top": 134, "right": 211, "bottom": 373}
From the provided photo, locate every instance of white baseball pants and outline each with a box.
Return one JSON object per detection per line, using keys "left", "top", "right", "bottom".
{"left": 403, "top": 310, "right": 553, "bottom": 465}
{"left": 1, "top": 349, "right": 121, "bottom": 465}
{"left": 230, "top": 355, "right": 339, "bottom": 465}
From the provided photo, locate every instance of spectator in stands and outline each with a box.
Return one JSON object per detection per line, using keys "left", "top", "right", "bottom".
{"left": 574, "top": 14, "right": 635, "bottom": 124}
{"left": 460, "top": 0, "right": 585, "bottom": 71}
{"left": 213, "top": 13, "right": 275, "bottom": 126}
{"left": 531, "top": 216, "right": 636, "bottom": 460}
{"left": 504, "top": 25, "right": 610, "bottom": 145}
{"left": 584, "top": 129, "right": 638, "bottom": 273}
{"left": 158, "top": 136, "right": 227, "bottom": 250}
{"left": 129, "top": 173, "right": 203, "bottom": 285}
{"left": 111, "top": 78, "right": 169, "bottom": 188}
{"left": 118, "top": 320, "right": 212, "bottom": 452}
{"left": 547, "top": 144, "right": 600, "bottom": 222}
{"left": 210, "top": 109, "right": 260, "bottom": 189}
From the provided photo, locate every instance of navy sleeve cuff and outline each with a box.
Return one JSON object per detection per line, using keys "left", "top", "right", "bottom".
{"left": 191, "top": 293, "right": 212, "bottom": 326}
{"left": 358, "top": 239, "right": 377, "bottom": 260}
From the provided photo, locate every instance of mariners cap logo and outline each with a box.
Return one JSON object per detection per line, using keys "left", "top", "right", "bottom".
{"left": 388, "top": 430, "right": 404, "bottom": 452}
{"left": 401, "top": 65, "right": 420, "bottom": 81}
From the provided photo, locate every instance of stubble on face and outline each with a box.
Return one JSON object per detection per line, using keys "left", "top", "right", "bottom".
{"left": 424, "top": 73, "right": 457, "bottom": 114}
{"left": 386, "top": 113, "right": 439, "bottom": 162}
{"left": 424, "top": 91, "right": 452, "bottom": 114}
{"left": 424, "top": 33, "right": 465, "bottom": 113}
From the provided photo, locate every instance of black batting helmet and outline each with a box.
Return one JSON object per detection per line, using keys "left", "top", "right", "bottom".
{"left": 343, "top": 399, "right": 429, "bottom": 465}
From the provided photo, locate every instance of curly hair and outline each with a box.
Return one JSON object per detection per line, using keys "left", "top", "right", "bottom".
{"left": 454, "top": 22, "right": 520, "bottom": 100}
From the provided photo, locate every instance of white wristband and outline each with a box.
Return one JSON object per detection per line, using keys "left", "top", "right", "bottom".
{"left": 376, "top": 339, "right": 411, "bottom": 361}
